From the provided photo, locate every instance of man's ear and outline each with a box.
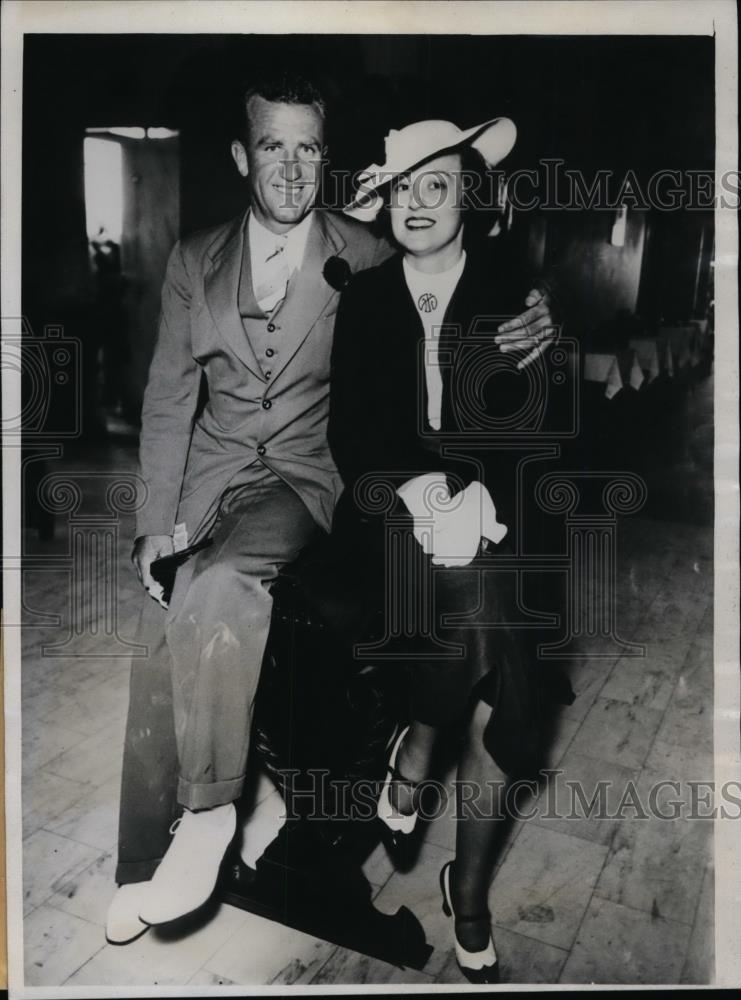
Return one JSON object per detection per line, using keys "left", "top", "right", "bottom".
{"left": 231, "top": 140, "right": 249, "bottom": 177}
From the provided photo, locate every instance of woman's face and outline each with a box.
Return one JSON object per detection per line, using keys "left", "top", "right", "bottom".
{"left": 389, "top": 152, "right": 464, "bottom": 260}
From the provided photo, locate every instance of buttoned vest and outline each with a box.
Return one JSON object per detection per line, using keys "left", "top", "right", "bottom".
{"left": 238, "top": 239, "right": 284, "bottom": 380}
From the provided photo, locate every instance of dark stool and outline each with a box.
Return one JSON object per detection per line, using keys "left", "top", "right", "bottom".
{"left": 217, "top": 558, "right": 432, "bottom": 970}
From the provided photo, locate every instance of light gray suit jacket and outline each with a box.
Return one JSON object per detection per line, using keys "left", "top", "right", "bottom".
{"left": 136, "top": 209, "right": 389, "bottom": 540}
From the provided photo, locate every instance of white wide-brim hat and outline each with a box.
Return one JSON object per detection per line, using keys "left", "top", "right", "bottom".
{"left": 344, "top": 116, "right": 517, "bottom": 222}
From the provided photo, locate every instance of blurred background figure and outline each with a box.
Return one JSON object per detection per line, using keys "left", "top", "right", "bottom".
{"left": 90, "top": 224, "right": 128, "bottom": 420}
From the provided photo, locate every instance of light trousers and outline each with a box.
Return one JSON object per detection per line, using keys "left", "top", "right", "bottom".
{"left": 116, "top": 471, "right": 317, "bottom": 884}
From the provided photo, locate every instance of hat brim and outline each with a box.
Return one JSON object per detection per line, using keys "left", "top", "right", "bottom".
{"left": 344, "top": 117, "right": 516, "bottom": 221}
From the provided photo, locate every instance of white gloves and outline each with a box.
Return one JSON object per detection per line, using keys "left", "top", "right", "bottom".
{"left": 396, "top": 473, "right": 508, "bottom": 567}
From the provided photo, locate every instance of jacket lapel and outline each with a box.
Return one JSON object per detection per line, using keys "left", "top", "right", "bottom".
{"left": 204, "top": 211, "right": 264, "bottom": 379}
{"left": 267, "top": 212, "right": 346, "bottom": 383}
{"left": 377, "top": 255, "right": 435, "bottom": 431}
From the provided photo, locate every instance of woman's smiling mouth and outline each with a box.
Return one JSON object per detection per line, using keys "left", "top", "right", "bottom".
{"left": 405, "top": 217, "right": 436, "bottom": 229}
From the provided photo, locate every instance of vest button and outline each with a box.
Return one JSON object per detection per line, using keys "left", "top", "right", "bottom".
{"left": 256, "top": 444, "right": 266, "bottom": 456}
{"left": 266, "top": 348, "right": 275, "bottom": 357}
{"left": 262, "top": 399, "right": 272, "bottom": 410}
{"left": 267, "top": 322, "right": 276, "bottom": 333}
{"left": 265, "top": 371, "right": 272, "bottom": 380}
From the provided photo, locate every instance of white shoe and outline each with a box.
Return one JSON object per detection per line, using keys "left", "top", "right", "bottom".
{"left": 105, "top": 883, "right": 151, "bottom": 945}
{"left": 377, "top": 725, "right": 418, "bottom": 835}
{"left": 138, "top": 802, "right": 237, "bottom": 926}
{"left": 440, "top": 861, "right": 499, "bottom": 984}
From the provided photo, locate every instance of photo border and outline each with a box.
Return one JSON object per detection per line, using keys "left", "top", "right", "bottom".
{"left": 2, "top": 1, "right": 737, "bottom": 995}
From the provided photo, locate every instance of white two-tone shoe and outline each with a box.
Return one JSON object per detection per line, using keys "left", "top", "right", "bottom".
{"left": 377, "top": 725, "right": 419, "bottom": 840}
{"left": 440, "top": 861, "right": 500, "bottom": 984}
{"left": 105, "top": 883, "right": 151, "bottom": 945}
{"left": 138, "top": 802, "right": 237, "bottom": 926}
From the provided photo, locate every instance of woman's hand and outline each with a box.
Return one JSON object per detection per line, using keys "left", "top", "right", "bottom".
{"left": 495, "top": 287, "right": 559, "bottom": 370}
{"left": 429, "top": 482, "right": 507, "bottom": 567}
{"left": 397, "top": 476, "right": 507, "bottom": 568}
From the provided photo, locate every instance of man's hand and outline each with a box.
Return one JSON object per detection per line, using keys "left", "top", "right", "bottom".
{"left": 132, "top": 534, "right": 174, "bottom": 608}
{"left": 495, "top": 287, "right": 559, "bottom": 370}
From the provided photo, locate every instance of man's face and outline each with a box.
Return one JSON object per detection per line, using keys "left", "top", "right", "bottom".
{"left": 231, "top": 95, "right": 325, "bottom": 234}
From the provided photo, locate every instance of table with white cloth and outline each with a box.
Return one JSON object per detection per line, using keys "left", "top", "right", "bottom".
{"left": 629, "top": 337, "right": 674, "bottom": 381}
{"left": 579, "top": 324, "right": 711, "bottom": 478}
{"left": 583, "top": 349, "right": 645, "bottom": 399}
{"left": 658, "top": 324, "right": 704, "bottom": 371}
{"left": 687, "top": 319, "right": 712, "bottom": 364}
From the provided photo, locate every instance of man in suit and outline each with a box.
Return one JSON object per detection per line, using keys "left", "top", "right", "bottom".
{"left": 107, "top": 71, "right": 557, "bottom": 942}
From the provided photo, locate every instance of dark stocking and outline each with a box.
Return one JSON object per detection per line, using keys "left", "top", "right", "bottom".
{"left": 452, "top": 699, "right": 507, "bottom": 952}
{"left": 390, "top": 720, "right": 437, "bottom": 815}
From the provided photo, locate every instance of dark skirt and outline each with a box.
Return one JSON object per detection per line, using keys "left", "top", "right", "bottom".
{"left": 400, "top": 537, "right": 542, "bottom": 780}
{"left": 295, "top": 500, "right": 566, "bottom": 782}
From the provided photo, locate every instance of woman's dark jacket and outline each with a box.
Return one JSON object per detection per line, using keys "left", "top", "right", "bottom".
{"left": 294, "top": 243, "right": 574, "bottom": 778}
{"left": 320, "top": 244, "right": 563, "bottom": 778}
{"left": 328, "top": 244, "right": 537, "bottom": 533}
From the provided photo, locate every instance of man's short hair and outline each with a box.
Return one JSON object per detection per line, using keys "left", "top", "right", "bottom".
{"left": 241, "top": 71, "right": 327, "bottom": 140}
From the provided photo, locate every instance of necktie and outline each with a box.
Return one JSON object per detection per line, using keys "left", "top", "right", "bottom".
{"left": 255, "top": 241, "right": 290, "bottom": 314}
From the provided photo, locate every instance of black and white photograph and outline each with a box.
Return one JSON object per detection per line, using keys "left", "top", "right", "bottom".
{"left": 2, "top": 0, "right": 739, "bottom": 994}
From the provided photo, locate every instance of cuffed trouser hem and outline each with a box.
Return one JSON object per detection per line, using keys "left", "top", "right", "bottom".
{"left": 177, "top": 774, "right": 244, "bottom": 811}
{"left": 115, "top": 857, "right": 163, "bottom": 886}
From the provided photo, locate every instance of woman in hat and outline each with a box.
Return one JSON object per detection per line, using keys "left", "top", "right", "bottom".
{"left": 327, "top": 117, "right": 562, "bottom": 984}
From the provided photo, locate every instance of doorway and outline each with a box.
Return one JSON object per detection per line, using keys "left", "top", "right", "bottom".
{"left": 84, "top": 127, "right": 180, "bottom": 433}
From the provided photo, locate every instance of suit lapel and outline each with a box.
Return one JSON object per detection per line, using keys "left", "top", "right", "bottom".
{"left": 267, "top": 212, "right": 346, "bottom": 383}
{"left": 204, "top": 211, "right": 264, "bottom": 378}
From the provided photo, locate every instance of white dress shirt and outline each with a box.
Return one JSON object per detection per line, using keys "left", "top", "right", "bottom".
{"left": 249, "top": 210, "right": 314, "bottom": 313}
{"left": 402, "top": 251, "right": 466, "bottom": 431}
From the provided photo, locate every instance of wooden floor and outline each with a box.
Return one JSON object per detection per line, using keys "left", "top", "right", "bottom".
{"left": 17, "top": 375, "right": 714, "bottom": 987}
